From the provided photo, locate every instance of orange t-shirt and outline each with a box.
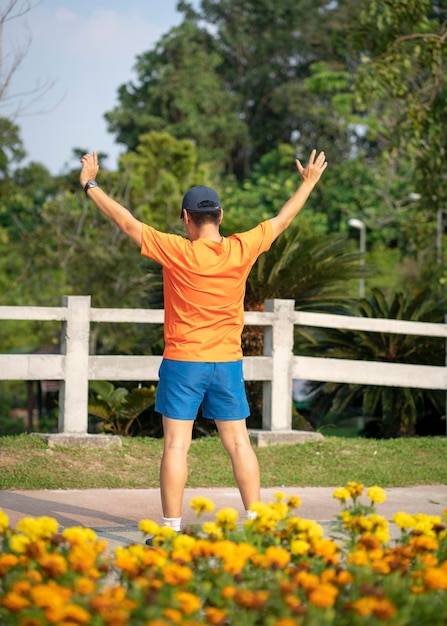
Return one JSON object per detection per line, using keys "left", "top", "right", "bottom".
{"left": 140, "top": 221, "right": 273, "bottom": 362}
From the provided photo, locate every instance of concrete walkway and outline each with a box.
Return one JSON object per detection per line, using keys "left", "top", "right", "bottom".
{"left": 1, "top": 485, "right": 446, "bottom": 552}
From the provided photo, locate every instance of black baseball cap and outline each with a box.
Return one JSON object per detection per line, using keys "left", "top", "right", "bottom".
{"left": 180, "top": 185, "right": 221, "bottom": 219}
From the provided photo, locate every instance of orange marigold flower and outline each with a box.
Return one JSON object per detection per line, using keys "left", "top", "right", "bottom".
{"left": 274, "top": 619, "right": 301, "bottom": 626}
{"left": 336, "top": 569, "right": 354, "bottom": 586}
{"left": 175, "top": 591, "right": 201, "bottom": 615}
{"left": 37, "top": 553, "right": 68, "bottom": 577}
{"left": 424, "top": 567, "right": 447, "bottom": 591}
{"left": 308, "top": 583, "right": 338, "bottom": 609}
{"left": 263, "top": 546, "right": 291, "bottom": 569}
{"left": 1, "top": 591, "right": 31, "bottom": 612}
{"left": 0, "top": 553, "right": 19, "bottom": 575}
{"left": 162, "top": 562, "right": 193, "bottom": 586}
{"left": 75, "top": 577, "right": 96, "bottom": 596}
{"left": 410, "top": 535, "right": 439, "bottom": 552}
{"left": 373, "top": 598, "right": 397, "bottom": 620}
{"left": 234, "top": 589, "right": 269, "bottom": 609}
{"left": 162, "top": 607, "right": 183, "bottom": 624}
{"left": 205, "top": 607, "right": 227, "bottom": 625}
{"left": 221, "top": 585, "right": 236, "bottom": 599}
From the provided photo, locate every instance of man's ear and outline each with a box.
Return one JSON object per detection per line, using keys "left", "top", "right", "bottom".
{"left": 219, "top": 209, "right": 224, "bottom": 224}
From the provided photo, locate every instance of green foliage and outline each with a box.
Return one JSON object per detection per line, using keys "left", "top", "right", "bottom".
{"left": 88, "top": 381, "right": 156, "bottom": 436}
{"left": 300, "top": 287, "right": 447, "bottom": 438}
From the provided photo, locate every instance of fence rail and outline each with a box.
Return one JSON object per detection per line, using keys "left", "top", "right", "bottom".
{"left": 0, "top": 296, "right": 446, "bottom": 435}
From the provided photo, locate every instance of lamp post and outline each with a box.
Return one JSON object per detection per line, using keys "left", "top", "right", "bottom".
{"left": 348, "top": 218, "right": 366, "bottom": 298}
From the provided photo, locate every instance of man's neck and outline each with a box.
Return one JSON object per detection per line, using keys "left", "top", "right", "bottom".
{"left": 189, "top": 224, "right": 222, "bottom": 243}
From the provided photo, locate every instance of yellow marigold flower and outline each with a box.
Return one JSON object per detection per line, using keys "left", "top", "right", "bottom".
{"left": 189, "top": 496, "right": 215, "bottom": 516}
{"left": 202, "top": 521, "right": 223, "bottom": 539}
{"left": 172, "top": 534, "right": 196, "bottom": 552}
{"left": 424, "top": 567, "right": 447, "bottom": 590}
{"left": 162, "top": 562, "right": 193, "bottom": 586}
{"left": 215, "top": 507, "right": 239, "bottom": 531}
{"left": 393, "top": 512, "right": 415, "bottom": 529}
{"left": 62, "top": 527, "right": 97, "bottom": 545}
{"left": 139, "top": 519, "right": 160, "bottom": 536}
{"left": 1, "top": 591, "right": 31, "bottom": 612}
{"left": 0, "top": 509, "right": 10, "bottom": 532}
{"left": 263, "top": 546, "right": 291, "bottom": 569}
{"left": 274, "top": 491, "right": 285, "bottom": 501}
{"left": 152, "top": 526, "right": 178, "bottom": 546}
{"left": 287, "top": 495, "right": 302, "bottom": 509}
{"left": 290, "top": 538, "right": 311, "bottom": 556}
{"left": 271, "top": 501, "right": 289, "bottom": 520}
{"left": 333, "top": 487, "right": 351, "bottom": 502}
{"left": 9, "top": 534, "right": 31, "bottom": 554}
{"left": 347, "top": 482, "right": 364, "bottom": 498}
{"left": 308, "top": 582, "right": 338, "bottom": 609}
{"left": 367, "top": 486, "right": 386, "bottom": 504}
{"left": 16, "top": 516, "right": 58, "bottom": 542}
{"left": 205, "top": 607, "right": 227, "bottom": 625}
{"left": 175, "top": 590, "right": 201, "bottom": 615}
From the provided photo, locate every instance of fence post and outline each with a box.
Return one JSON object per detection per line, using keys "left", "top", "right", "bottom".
{"left": 262, "top": 299, "right": 295, "bottom": 431}
{"left": 58, "top": 296, "right": 91, "bottom": 434}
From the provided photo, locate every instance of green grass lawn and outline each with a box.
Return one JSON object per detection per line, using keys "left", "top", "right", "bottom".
{"left": 0, "top": 433, "right": 446, "bottom": 490}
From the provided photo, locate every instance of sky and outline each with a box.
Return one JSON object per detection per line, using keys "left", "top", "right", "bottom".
{"left": 5, "top": 0, "right": 198, "bottom": 174}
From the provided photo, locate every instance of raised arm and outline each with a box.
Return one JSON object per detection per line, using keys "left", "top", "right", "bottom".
{"left": 269, "top": 149, "right": 327, "bottom": 241}
{"left": 80, "top": 151, "right": 143, "bottom": 247}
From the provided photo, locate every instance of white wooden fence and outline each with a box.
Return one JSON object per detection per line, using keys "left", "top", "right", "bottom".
{"left": 0, "top": 296, "right": 446, "bottom": 435}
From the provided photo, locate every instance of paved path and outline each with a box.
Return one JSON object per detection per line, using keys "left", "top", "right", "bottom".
{"left": 1, "top": 485, "right": 446, "bottom": 552}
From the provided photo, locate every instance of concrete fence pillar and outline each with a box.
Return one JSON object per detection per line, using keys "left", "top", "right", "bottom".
{"left": 58, "top": 296, "right": 91, "bottom": 434}
{"left": 262, "top": 299, "right": 295, "bottom": 431}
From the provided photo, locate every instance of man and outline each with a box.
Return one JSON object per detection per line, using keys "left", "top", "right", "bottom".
{"left": 80, "top": 149, "right": 327, "bottom": 531}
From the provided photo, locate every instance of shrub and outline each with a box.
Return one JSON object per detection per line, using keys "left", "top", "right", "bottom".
{"left": 1, "top": 484, "right": 446, "bottom": 625}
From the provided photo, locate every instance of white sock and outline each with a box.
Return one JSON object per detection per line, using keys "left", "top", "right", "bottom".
{"left": 163, "top": 516, "right": 182, "bottom": 531}
{"left": 245, "top": 510, "right": 257, "bottom": 520}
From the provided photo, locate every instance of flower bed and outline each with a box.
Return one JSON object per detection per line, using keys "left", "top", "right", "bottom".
{"left": 1, "top": 483, "right": 446, "bottom": 625}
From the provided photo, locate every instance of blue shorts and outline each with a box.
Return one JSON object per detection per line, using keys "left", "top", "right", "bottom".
{"left": 155, "top": 359, "right": 250, "bottom": 421}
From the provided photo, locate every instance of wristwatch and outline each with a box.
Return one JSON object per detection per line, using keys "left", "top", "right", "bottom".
{"left": 83, "top": 179, "right": 99, "bottom": 194}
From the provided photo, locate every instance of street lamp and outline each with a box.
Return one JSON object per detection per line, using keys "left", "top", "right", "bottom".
{"left": 348, "top": 218, "right": 366, "bottom": 298}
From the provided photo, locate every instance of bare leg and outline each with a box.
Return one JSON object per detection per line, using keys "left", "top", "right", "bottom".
{"left": 159, "top": 416, "right": 194, "bottom": 518}
{"left": 215, "top": 419, "right": 260, "bottom": 509}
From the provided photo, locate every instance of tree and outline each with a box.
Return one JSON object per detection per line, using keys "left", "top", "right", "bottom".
{"left": 105, "top": 20, "right": 247, "bottom": 175}
{"left": 350, "top": 0, "right": 447, "bottom": 219}
{"left": 300, "top": 288, "right": 447, "bottom": 438}
{"left": 106, "top": 0, "right": 363, "bottom": 178}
